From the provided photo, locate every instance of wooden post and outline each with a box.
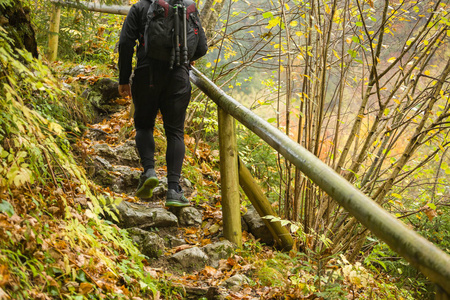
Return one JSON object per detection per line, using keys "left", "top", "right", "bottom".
{"left": 436, "top": 285, "right": 450, "bottom": 300}
{"left": 218, "top": 107, "right": 242, "bottom": 247}
{"left": 48, "top": 3, "right": 61, "bottom": 62}
{"left": 238, "top": 158, "right": 294, "bottom": 251}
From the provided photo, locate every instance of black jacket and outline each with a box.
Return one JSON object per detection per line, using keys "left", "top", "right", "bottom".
{"left": 118, "top": 0, "right": 208, "bottom": 85}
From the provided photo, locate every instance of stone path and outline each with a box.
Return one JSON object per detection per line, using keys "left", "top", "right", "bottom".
{"left": 76, "top": 75, "right": 274, "bottom": 299}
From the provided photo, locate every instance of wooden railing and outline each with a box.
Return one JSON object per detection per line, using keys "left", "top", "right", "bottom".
{"left": 189, "top": 67, "right": 450, "bottom": 297}
{"left": 48, "top": 1, "right": 450, "bottom": 297}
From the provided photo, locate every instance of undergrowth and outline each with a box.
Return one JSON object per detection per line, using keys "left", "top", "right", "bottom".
{"left": 0, "top": 26, "right": 168, "bottom": 299}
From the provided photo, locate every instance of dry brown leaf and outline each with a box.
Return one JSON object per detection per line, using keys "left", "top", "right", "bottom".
{"left": 172, "top": 244, "right": 192, "bottom": 253}
{"left": 79, "top": 282, "right": 94, "bottom": 295}
{"left": 0, "top": 266, "right": 9, "bottom": 288}
{"left": 424, "top": 208, "right": 437, "bottom": 222}
{"left": 201, "top": 265, "right": 217, "bottom": 277}
{"left": 184, "top": 227, "right": 198, "bottom": 235}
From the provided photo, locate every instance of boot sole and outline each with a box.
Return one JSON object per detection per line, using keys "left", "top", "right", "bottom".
{"left": 136, "top": 177, "right": 159, "bottom": 199}
{"left": 165, "top": 200, "right": 190, "bottom": 207}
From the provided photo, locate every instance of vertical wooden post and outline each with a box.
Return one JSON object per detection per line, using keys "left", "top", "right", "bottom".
{"left": 48, "top": 3, "right": 61, "bottom": 62}
{"left": 218, "top": 107, "right": 242, "bottom": 247}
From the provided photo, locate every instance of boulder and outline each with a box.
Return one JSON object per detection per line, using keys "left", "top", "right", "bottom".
{"left": 111, "top": 166, "right": 140, "bottom": 194}
{"left": 115, "top": 140, "right": 140, "bottom": 166}
{"left": 169, "top": 247, "right": 209, "bottom": 271}
{"left": 152, "top": 177, "right": 168, "bottom": 198}
{"left": 220, "top": 274, "right": 252, "bottom": 292}
{"left": 93, "top": 169, "right": 115, "bottom": 187}
{"left": 94, "top": 78, "right": 121, "bottom": 102}
{"left": 202, "top": 240, "right": 236, "bottom": 268}
{"left": 83, "top": 78, "right": 122, "bottom": 115}
{"left": 92, "top": 143, "right": 116, "bottom": 160}
{"left": 114, "top": 201, "right": 178, "bottom": 229}
{"left": 127, "top": 227, "right": 165, "bottom": 258}
{"left": 243, "top": 205, "right": 273, "bottom": 245}
{"left": 93, "top": 156, "right": 112, "bottom": 170}
{"left": 178, "top": 207, "right": 202, "bottom": 226}
{"left": 67, "top": 65, "right": 88, "bottom": 76}
{"left": 162, "top": 234, "right": 186, "bottom": 248}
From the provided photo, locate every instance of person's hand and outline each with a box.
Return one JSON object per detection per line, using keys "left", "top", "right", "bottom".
{"left": 118, "top": 84, "right": 131, "bottom": 97}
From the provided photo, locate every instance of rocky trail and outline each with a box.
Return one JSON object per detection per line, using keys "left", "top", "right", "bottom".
{"left": 70, "top": 67, "right": 277, "bottom": 299}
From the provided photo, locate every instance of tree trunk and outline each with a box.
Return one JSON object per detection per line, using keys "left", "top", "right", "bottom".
{"left": 0, "top": 0, "right": 38, "bottom": 58}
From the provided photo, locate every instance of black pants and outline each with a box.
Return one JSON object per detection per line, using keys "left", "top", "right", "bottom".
{"left": 131, "top": 61, "right": 191, "bottom": 188}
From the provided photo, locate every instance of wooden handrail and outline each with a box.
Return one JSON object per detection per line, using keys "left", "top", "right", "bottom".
{"left": 189, "top": 66, "right": 450, "bottom": 295}
{"left": 50, "top": 0, "right": 130, "bottom": 15}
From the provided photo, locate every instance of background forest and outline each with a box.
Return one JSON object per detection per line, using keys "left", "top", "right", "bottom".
{"left": 0, "top": 0, "right": 450, "bottom": 299}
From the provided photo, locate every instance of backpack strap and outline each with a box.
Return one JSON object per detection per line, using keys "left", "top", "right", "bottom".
{"left": 156, "top": 0, "right": 170, "bottom": 17}
{"left": 183, "top": 0, "right": 196, "bottom": 17}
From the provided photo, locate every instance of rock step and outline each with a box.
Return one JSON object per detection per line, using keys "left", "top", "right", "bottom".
{"left": 105, "top": 200, "right": 273, "bottom": 273}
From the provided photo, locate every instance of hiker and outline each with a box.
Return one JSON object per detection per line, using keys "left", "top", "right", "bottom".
{"left": 118, "top": 0, "right": 208, "bottom": 206}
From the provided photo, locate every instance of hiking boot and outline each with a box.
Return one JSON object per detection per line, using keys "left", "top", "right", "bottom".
{"left": 136, "top": 169, "right": 159, "bottom": 199}
{"left": 165, "top": 189, "right": 190, "bottom": 207}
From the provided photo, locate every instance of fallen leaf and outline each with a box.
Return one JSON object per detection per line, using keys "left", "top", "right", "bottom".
{"left": 201, "top": 266, "right": 217, "bottom": 277}
{"left": 79, "top": 282, "right": 94, "bottom": 295}
{"left": 0, "top": 265, "right": 9, "bottom": 287}
{"left": 172, "top": 244, "right": 192, "bottom": 253}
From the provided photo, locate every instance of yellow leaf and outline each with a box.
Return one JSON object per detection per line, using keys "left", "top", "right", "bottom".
{"left": 267, "top": 18, "right": 280, "bottom": 29}
{"left": 392, "top": 193, "right": 402, "bottom": 199}
{"left": 284, "top": 3, "right": 290, "bottom": 10}
{"left": 424, "top": 70, "right": 430, "bottom": 76}
{"left": 333, "top": 49, "right": 340, "bottom": 59}
{"left": 12, "top": 168, "right": 33, "bottom": 186}
{"left": 295, "top": 31, "right": 303, "bottom": 37}
{"left": 290, "top": 20, "right": 298, "bottom": 27}
{"left": 49, "top": 122, "right": 64, "bottom": 135}
{"left": 387, "top": 57, "right": 396, "bottom": 63}
{"left": 206, "top": 62, "right": 212, "bottom": 68}
{"left": 315, "top": 24, "right": 323, "bottom": 34}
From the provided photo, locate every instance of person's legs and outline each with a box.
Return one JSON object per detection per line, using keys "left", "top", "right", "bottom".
{"left": 160, "top": 66, "right": 191, "bottom": 193}
{"left": 131, "top": 67, "right": 161, "bottom": 198}
{"left": 132, "top": 68, "right": 160, "bottom": 168}
{"left": 135, "top": 128, "right": 155, "bottom": 172}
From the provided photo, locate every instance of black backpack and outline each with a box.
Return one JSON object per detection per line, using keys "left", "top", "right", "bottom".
{"left": 144, "top": 0, "right": 201, "bottom": 68}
